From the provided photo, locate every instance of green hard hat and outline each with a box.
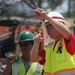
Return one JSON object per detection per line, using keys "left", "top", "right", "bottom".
{"left": 18, "top": 31, "right": 34, "bottom": 42}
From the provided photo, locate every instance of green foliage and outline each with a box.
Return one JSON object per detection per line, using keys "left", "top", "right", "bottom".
{"left": 12, "top": 0, "right": 14, "bottom": 2}
{"left": 47, "top": 0, "right": 63, "bottom": 10}
{"left": 34, "top": 0, "right": 63, "bottom": 10}
{"left": 0, "top": 2, "right": 5, "bottom": 7}
{"left": 0, "top": 16, "right": 3, "bottom": 20}
{"left": 0, "top": 0, "right": 75, "bottom": 18}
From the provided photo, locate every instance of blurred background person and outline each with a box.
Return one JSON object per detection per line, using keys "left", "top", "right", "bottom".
{"left": 2, "top": 31, "right": 43, "bottom": 75}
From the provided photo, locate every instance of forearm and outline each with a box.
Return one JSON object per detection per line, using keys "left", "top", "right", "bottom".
{"left": 30, "top": 42, "right": 42, "bottom": 62}
{"left": 2, "top": 64, "right": 11, "bottom": 75}
{"left": 34, "top": 8, "right": 71, "bottom": 40}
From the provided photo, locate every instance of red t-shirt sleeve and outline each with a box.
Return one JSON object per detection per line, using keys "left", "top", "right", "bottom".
{"left": 38, "top": 49, "right": 46, "bottom": 65}
{"left": 65, "top": 32, "right": 75, "bottom": 55}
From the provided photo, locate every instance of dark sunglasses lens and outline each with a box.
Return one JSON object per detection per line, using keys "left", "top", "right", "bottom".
{"left": 25, "top": 42, "right": 31, "bottom": 46}
{"left": 45, "top": 24, "right": 52, "bottom": 29}
{"left": 19, "top": 42, "right": 31, "bottom": 47}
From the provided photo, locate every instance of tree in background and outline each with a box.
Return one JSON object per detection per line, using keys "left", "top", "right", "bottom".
{"left": 0, "top": 0, "right": 75, "bottom": 18}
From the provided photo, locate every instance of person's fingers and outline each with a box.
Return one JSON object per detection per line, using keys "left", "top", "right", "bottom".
{"left": 35, "top": 8, "right": 43, "bottom": 11}
{"left": 34, "top": 34, "right": 44, "bottom": 42}
{"left": 11, "top": 57, "right": 16, "bottom": 64}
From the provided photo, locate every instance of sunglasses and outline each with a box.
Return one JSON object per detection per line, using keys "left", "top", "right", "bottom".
{"left": 19, "top": 41, "right": 32, "bottom": 47}
{"left": 45, "top": 24, "right": 53, "bottom": 29}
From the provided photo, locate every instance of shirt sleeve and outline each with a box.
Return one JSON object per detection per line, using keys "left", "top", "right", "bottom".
{"left": 38, "top": 49, "right": 46, "bottom": 65}
{"left": 65, "top": 32, "right": 75, "bottom": 55}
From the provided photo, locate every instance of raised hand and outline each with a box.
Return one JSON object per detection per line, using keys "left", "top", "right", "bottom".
{"left": 5, "top": 53, "right": 17, "bottom": 66}
{"left": 34, "top": 8, "right": 48, "bottom": 20}
{"left": 34, "top": 33, "right": 44, "bottom": 44}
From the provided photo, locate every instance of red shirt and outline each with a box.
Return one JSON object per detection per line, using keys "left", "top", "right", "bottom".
{"left": 39, "top": 32, "right": 75, "bottom": 65}
{"left": 65, "top": 33, "right": 75, "bottom": 55}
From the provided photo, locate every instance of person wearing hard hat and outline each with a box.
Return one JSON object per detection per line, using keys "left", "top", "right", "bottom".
{"left": 2, "top": 31, "right": 43, "bottom": 75}
{"left": 30, "top": 8, "right": 75, "bottom": 75}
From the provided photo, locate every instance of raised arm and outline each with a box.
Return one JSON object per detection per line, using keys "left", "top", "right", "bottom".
{"left": 34, "top": 8, "right": 71, "bottom": 41}
{"left": 2, "top": 54, "right": 16, "bottom": 75}
{"left": 30, "top": 34, "right": 44, "bottom": 62}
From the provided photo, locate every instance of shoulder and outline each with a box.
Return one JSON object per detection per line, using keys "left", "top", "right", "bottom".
{"left": 64, "top": 32, "right": 75, "bottom": 44}
{"left": 64, "top": 32, "right": 75, "bottom": 55}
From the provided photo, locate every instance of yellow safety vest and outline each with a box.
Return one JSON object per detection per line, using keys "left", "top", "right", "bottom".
{"left": 43, "top": 39, "right": 75, "bottom": 75}
{"left": 12, "top": 57, "right": 43, "bottom": 75}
